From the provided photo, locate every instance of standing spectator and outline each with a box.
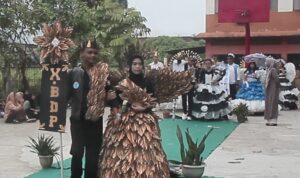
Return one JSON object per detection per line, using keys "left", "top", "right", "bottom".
{"left": 172, "top": 56, "right": 186, "bottom": 72}
{"left": 172, "top": 56, "right": 186, "bottom": 119}
{"left": 225, "top": 53, "right": 240, "bottom": 99}
{"left": 182, "top": 57, "right": 196, "bottom": 120}
{"left": 149, "top": 55, "right": 164, "bottom": 70}
{"left": 215, "top": 57, "right": 227, "bottom": 92}
{"left": 265, "top": 57, "right": 280, "bottom": 126}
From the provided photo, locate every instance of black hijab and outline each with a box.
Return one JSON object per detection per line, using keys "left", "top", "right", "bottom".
{"left": 128, "top": 55, "right": 147, "bottom": 89}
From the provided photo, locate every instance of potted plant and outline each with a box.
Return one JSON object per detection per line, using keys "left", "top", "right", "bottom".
{"left": 232, "top": 103, "right": 249, "bottom": 123}
{"left": 176, "top": 125, "right": 214, "bottom": 178}
{"left": 26, "top": 134, "right": 59, "bottom": 169}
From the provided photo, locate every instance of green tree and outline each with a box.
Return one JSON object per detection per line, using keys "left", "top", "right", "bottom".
{"left": 0, "top": 0, "right": 149, "bottom": 96}
{"left": 0, "top": 0, "right": 41, "bottom": 95}
{"left": 92, "top": 0, "right": 150, "bottom": 68}
{"left": 143, "top": 36, "right": 205, "bottom": 59}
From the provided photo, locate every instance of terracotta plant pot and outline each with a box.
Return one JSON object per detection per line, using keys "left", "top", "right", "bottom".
{"left": 182, "top": 163, "right": 206, "bottom": 178}
{"left": 39, "top": 155, "right": 53, "bottom": 169}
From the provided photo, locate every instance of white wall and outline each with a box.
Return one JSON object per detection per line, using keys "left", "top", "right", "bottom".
{"left": 206, "top": 0, "right": 215, "bottom": 15}
{"left": 278, "top": 0, "right": 293, "bottom": 12}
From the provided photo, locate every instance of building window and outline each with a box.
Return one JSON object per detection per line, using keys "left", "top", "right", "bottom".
{"left": 215, "top": 0, "right": 219, "bottom": 13}
{"left": 294, "top": 0, "right": 300, "bottom": 10}
{"left": 270, "top": 0, "right": 278, "bottom": 11}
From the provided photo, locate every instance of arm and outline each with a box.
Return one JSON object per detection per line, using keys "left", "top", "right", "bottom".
{"left": 105, "top": 76, "right": 123, "bottom": 115}
{"left": 160, "top": 62, "right": 165, "bottom": 69}
{"left": 272, "top": 69, "right": 280, "bottom": 86}
{"left": 7, "top": 103, "right": 23, "bottom": 112}
{"left": 198, "top": 70, "right": 205, "bottom": 84}
{"left": 236, "top": 65, "right": 241, "bottom": 81}
{"left": 67, "top": 69, "right": 73, "bottom": 101}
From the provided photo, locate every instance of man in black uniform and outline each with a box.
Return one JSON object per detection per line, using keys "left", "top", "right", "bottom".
{"left": 68, "top": 39, "right": 109, "bottom": 178}
{"left": 182, "top": 57, "right": 197, "bottom": 120}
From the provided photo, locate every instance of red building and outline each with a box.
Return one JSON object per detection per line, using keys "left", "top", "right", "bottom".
{"left": 197, "top": 0, "right": 300, "bottom": 69}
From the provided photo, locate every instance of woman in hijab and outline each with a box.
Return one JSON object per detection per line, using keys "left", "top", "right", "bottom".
{"left": 99, "top": 55, "right": 170, "bottom": 178}
{"left": 4, "top": 92, "right": 27, "bottom": 123}
{"left": 264, "top": 57, "right": 280, "bottom": 126}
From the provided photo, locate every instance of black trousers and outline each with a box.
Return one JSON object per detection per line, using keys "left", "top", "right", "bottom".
{"left": 70, "top": 119, "right": 103, "bottom": 178}
{"left": 182, "top": 89, "right": 194, "bottom": 116}
{"left": 229, "top": 84, "right": 238, "bottom": 99}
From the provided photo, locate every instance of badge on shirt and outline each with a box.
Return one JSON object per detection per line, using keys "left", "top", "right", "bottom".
{"left": 73, "top": 81, "right": 79, "bottom": 89}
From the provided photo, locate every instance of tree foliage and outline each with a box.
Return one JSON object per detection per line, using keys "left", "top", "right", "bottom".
{"left": 143, "top": 36, "right": 205, "bottom": 59}
{"left": 0, "top": 0, "right": 149, "bottom": 95}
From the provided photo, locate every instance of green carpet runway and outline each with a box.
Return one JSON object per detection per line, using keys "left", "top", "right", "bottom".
{"left": 26, "top": 117, "right": 238, "bottom": 178}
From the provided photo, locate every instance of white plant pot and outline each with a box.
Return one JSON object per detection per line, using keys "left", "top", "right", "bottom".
{"left": 182, "top": 163, "right": 206, "bottom": 178}
{"left": 39, "top": 155, "right": 53, "bottom": 169}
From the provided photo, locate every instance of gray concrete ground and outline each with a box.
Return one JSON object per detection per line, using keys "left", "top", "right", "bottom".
{"left": 205, "top": 110, "right": 300, "bottom": 178}
{"left": 0, "top": 109, "right": 299, "bottom": 178}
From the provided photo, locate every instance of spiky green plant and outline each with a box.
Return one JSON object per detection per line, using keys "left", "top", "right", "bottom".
{"left": 232, "top": 103, "right": 249, "bottom": 123}
{"left": 26, "top": 134, "right": 59, "bottom": 156}
{"left": 176, "top": 126, "right": 214, "bottom": 165}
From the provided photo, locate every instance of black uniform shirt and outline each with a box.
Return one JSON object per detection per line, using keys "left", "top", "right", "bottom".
{"left": 80, "top": 67, "right": 90, "bottom": 119}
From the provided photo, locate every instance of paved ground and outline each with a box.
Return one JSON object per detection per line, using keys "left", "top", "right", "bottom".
{"left": 205, "top": 110, "right": 300, "bottom": 178}
{"left": 0, "top": 109, "right": 299, "bottom": 178}
{"left": 0, "top": 110, "right": 72, "bottom": 178}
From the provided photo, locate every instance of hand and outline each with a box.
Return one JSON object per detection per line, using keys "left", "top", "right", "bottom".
{"left": 106, "top": 91, "right": 117, "bottom": 101}
{"left": 131, "top": 102, "right": 147, "bottom": 112}
{"left": 111, "top": 107, "right": 120, "bottom": 116}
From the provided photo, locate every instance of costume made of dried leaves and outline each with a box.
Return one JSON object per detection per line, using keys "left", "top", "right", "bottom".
{"left": 147, "top": 68, "right": 193, "bottom": 103}
{"left": 116, "top": 79, "right": 157, "bottom": 108}
{"left": 85, "top": 62, "right": 109, "bottom": 121}
{"left": 99, "top": 79, "right": 170, "bottom": 178}
{"left": 33, "top": 21, "right": 75, "bottom": 64}
{"left": 109, "top": 70, "right": 128, "bottom": 87}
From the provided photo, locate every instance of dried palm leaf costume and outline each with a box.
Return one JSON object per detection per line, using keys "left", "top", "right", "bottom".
{"left": 86, "top": 62, "right": 110, "bottom": 121}
{"left": 159, "top": 50, "right": 201, "bottom": 110}
{"left": 99, "top": 56, "right": 193, "bottom": 178}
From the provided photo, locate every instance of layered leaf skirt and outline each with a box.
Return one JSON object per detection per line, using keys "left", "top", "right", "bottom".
{"left": 99, "top": 110, "right": 170, "bottom": 178}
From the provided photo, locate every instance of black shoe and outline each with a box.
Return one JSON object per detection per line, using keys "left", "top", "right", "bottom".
{"left": 266, "top": 123, "right": 277, "bottom": 126}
